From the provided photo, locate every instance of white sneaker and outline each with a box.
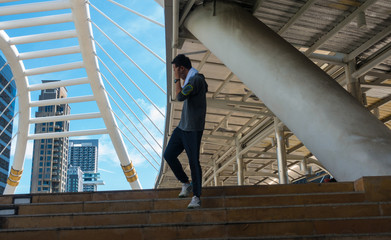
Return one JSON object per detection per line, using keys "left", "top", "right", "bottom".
{"left": 187, "top": 196, "right": 201, "bottom": 209}
{"left": 178, "top": 182, "right": 192, "bottom": 198}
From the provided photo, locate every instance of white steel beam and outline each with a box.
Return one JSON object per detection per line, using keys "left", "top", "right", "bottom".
{"left": 220, "top": 171, "right": 278, "bottom": 179}
{"left": 203, "top": 122, "right": 275, "bottom": 186}
{"left": 243, "top": 153, "right": 311, "bottom": 161}
{"left": 0, "top": 13, "right": 73, "bottom": 29}
{"left": 361, "top": 83, "right": 391, "bottom": 90}
{"left": 207, "top": 98, "right": 272, "bottom": 116}
{"left": 9, "top": 30, "right": 78, "bottom": 45}
{"left": 202, "top": 134, "right": 234, "bottom": 142}
{"left": 18, "top": 46, "right": 81, "bottom": 60}
{"left": 0, "top": 30, "right": 31, "bottom": 194}
{"left": 213, "top": 72, "right": 234, "bottom": 98}
{"left": 28, "top": 77, "right": 89, "bottom": 91}
{"left": 24, "top": 62, "right": 84, "bottom": 76}
{"left": 304, "top": 0, "right": 377, "bottom": 55}
{"left": 29, "top": 112, "right": 102, "bottom": 124}
{"left": 28, "top": 129, "right": 108, "bottom": 140}
{"left": 0, "top": 0, "right": 70, "bottom": 16}
{"left": 69, "top": 0, "right": 141, "bottom": 189}
{"left": 30, "top": 95, "right": 95, "bottom": 107}
{"left": 186, "top": 1, "right": 391, "bottom": 183}
{"left": 197, "top": 50, "right": 211, "bottom": 71}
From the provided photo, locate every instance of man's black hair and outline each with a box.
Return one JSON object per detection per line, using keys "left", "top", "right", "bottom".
{"left": 171, "top": 54, "right": 192, "bottom": 69}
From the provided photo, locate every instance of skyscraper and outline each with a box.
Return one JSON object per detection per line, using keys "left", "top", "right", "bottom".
{"left": 68, "top": 139, "right": 103, "bottom": 192}
{"left": 67, "top": 165, "right": 83, "bottom": 192}
{"left": 0, "top": 56, "right": 16, "bottom": 194}
{"left": 30, "top": 80, "right": 70, "bottom": 193}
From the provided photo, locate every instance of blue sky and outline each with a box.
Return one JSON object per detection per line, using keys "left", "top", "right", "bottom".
{"left": 0, "top": 0, "right": 166, "bottom": 193}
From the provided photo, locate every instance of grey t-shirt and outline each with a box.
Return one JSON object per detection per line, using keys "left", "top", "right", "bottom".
{"left": 177, "top": 73, "right": 208, "bottom": 131}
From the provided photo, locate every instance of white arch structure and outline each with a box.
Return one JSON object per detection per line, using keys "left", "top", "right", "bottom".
{"left": 3, "top": 0, "right": 391, "bottom": 194}
{"left": 0, "top": 0, "right": 166, "bottom": 194}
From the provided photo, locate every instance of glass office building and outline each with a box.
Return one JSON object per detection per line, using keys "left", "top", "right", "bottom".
{"left": 68, "top": 139, "right": 103, "bottom": 192}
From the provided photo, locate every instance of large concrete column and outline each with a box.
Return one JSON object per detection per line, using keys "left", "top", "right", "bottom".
{"left": 184, "top": 1, "right": 391, "bottom": 181}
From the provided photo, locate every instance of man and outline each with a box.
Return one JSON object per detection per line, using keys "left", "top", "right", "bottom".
{"left": 163, "top": 54, "right": 208, "bottom": 208}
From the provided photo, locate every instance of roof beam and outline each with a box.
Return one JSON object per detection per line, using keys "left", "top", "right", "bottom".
{"left": 212, "top": 72, "right": 234, "bottom": 98}
{"left": 203, "top": 123, "right": 275, "bottom": 186}
{"left": 202, "top": 134, "right": 234, "bottom": 142}
{"left": 345, "top": 24, "right": 391, "bottom": 62}
{"left": 304, "top": 0, "right": 377, "bottom": 56}
{"left": 278, "top": 0, "right": 317, "bottom": 35}
{"left": 197, "top": 50, "right": 211, "bottom": 71}
{"left": 207, "top": 98, "right": 271, "bottom": 116}
{"left": 352, "top": 43, "right": 391, "bottom": 78}
{"left": 365, "top": 71, "right": 391, "bottom": 80}
{"left": 361, "top": 82, "right": 391, "bottom": 90}
{"left": 367, "top": 95, "right": 391, "bottom": 111}
{"left": 381, "top": 114, "right": 391, "bottom": 123}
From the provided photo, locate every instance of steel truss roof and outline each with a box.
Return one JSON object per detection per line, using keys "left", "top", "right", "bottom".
{"left": 156, "top": 0, "right": 391, "bottom": 188}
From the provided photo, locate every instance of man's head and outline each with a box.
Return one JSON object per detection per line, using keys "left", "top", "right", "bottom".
{"left": 171, "top": 54, "right": 192, "bottom": 69}
{"left": 172, "top": 54, "right": 192, "bottom": 80}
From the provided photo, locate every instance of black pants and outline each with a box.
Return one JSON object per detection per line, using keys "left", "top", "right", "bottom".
{"left": 163, "top": 127, "right": 203, "bottom": 197}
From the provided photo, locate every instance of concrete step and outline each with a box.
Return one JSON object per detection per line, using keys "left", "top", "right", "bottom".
{"left": 2, "top": 201, "right": 390, "bottom": 229}
{"left": 13, "top": 191, "right": 366, "bottom": 215}
{"left": 0, "top": 176, "right": 389, "bottom": 239}
{"left": 1, "top": 217, "right": 391, "bottom": 240}
{"left": 0, "top": 181, "right": 356, "bottom": 205}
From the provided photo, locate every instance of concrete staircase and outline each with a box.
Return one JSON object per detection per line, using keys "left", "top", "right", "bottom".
{"left": 1, "top": 176, "right": 391, "bottom": 239}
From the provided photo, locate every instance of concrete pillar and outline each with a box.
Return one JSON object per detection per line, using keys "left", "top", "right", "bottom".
{"left": 274, "top": 118, "right": 289, "bottom": 184}
{"left": 235, "top": 136, "right": 245, "bottom": 185}
{"left": 184, "top": 1, "right": 391, "bottom": 182}
{"left": 213, "top": 158, "right": 219, "bottom": 186}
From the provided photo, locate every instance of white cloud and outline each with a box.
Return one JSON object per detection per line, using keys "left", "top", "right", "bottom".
{"left": 98, "top": 168, "right": 115, "bottom": 174}
{"left": 98, "top": 134, "right": 120, "bottom": 166}
{"left": 136, "top": 98, "right": 166, "bottom": 130}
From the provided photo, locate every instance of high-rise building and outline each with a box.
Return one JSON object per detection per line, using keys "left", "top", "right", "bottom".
{"left": 68, "top": 139, "right": 103, "bottom": 192}
{"left": 67, "top": 165, "right": 83, "bottom": 192}
{"left": 30, "top": 80, "right": 70, "bottom": 193}
{"left": 0, "top": 56, "right": 16, "bottom": 194}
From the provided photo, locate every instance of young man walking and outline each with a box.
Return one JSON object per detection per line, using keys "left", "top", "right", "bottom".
{"left": 163, "top": 54, "right": 208, "bottom": 208}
